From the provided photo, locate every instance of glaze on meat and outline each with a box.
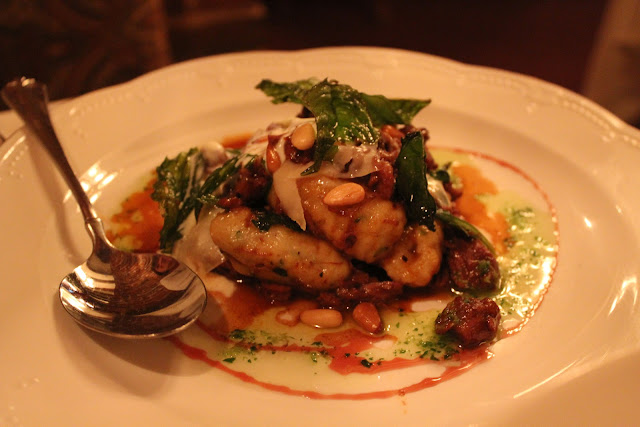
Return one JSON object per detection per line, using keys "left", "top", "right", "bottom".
{"left": 434, "top": 296, "right": 501, "bottom": 348}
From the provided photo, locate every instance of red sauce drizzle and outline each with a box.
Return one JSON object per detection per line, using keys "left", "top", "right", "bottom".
{"left": 167, "top": 335, "right": 492, "bottom": 400}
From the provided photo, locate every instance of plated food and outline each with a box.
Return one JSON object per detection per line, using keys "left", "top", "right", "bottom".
{"left": 107, "top": 78, "right": 558, "bottom": 398}
{"left": 6, "top": 47, "right": 640, "bottom": 424}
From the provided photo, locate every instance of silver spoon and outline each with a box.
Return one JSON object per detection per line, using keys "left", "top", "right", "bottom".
{"left": 2, "top": 77, "right": 207, "bottom": 338}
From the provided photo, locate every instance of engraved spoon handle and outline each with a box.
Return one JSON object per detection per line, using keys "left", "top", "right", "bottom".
{"left": 1, "top": 78, "right": 98, "bottom": 222}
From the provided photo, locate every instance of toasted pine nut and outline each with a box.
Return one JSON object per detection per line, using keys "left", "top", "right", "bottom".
{"left": 275, "top": 300, "right": 318, "bottom": 327}
{"left": 290, "top": 123, "right": 316, "bottom": 150}
{"left": 323, "top": 182, "right": 366, "bottom": 207}
{"left": 266, "top": 143, "right": 281, "bottom": 173}
{"left": 352, "top": 302, "right": 382, "bottom": 334}
{"left": 300, "top": 308, "right": 343, "bottom": 329}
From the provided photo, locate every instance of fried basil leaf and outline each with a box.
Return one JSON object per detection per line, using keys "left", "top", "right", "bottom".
{"left": 255, "top": 78, "right": 319, "bottom": 104}
{"left": 361, "top": 94, "right": 430, "bottom": 126}
{"left": 152, "top": 148, "right": 204, "bottom": 251}
{"left": 395, "top": 131, "right": 437, "bottom": 231}
{"left": 257, "top": 79, "right": 429, "bottom": 126}
{"left": 256, "top": 78, "right": 431, "bottom": 174}
{"left": 301, "top": 80, "right": 379, "bottom": 174}
{"left": 153, "top": 149, "right": 249, "bottom": 251}
{"left": 194, "top": 154, "right": 244, "bottom": 217}
{"left": 435, "top": 210, "right": 496, "bottom": 255}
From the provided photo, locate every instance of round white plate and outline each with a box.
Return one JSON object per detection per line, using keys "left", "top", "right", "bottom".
{"left": 1, "top": 47, "right": 639, "bottom": 426}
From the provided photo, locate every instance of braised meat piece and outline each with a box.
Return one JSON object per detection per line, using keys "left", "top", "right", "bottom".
{"left": 446, "top": 236, "right": 500, "bottom": 291}
{"left": 435, "top": 296, "right": 501, "bottom": 348}
{"left": 218, "top": 161, "right": 271, "bottom": 209}
{"left": 317, "top": 281, "right": 404, "bottom": 310}
{"left": 377, "top": 124, "right": 404, "bottom": 163}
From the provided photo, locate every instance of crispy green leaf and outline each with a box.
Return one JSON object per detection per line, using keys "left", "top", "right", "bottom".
{"left": 194, "top": 155, "right": 242, "bottom": 217}
{"left": 152, "top": 148, "right": 204, "bottom": 251}
{"left": 257, "top": 79, "right": 430, "bottom": 126}
{"left": 152, "top": 149, "right": 250, "bottom": 251}
{"left": 435, "top": 209, "right": 496, "bottom": 255}
{"left": 301, "top": 80, "right": 379, "bottom": 174}
{"left": 255, "top": 78, "right": 319, "bottom": 104}
{"left": 257, "top": 78, "right": 431, "bottom": 175}
{"left": 395, "top": 132, "right": 437, "bottom": 231}
{"left": 361, "top": 94, "right": 430, "bottom": 126}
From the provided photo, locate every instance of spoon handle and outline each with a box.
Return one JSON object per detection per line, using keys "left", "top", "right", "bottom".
{"left": 1, "top": 78, "right": 99, "bottom": 221}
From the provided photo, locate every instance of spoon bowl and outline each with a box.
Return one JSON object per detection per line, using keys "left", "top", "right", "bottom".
{"left": 2, "top": 77, "right": 207, "bottom": 338}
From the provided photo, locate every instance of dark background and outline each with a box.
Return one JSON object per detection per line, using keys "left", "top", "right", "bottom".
{"left": 0, "top": 0, "right": 608, "bottom": 105}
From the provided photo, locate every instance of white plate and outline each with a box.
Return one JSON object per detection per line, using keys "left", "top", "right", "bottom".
{"left": 1, "top": 47, "right": 640, "bottom": 426}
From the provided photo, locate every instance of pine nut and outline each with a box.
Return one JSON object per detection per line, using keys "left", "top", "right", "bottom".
{"left": 300, "top": 308, "right": 343, "bottom": 328}
{"left": 275, "top": 300, "right": 318, "bottom": 326}
{"left": 352, "top": 302, "right": 382, "bottom": 334}
{"left": 323, "top": 182, "right": 365, "bottom": 207}
{"left": 290, "top": 123, "right": 316, "bottom": 150}
{"left": 266, "top": 143, "right": 281, "bottom": 173}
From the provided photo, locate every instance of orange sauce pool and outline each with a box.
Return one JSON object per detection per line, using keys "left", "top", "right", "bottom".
{"left": 453, "top": 163, "right": 510, "bottom": 254}
{"left": 106, "top": 178, "right": 163, "bottom": 252}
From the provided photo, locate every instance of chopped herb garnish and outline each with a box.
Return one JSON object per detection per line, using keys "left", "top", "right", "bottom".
{"left": 228, "top": 329, "right": 246, "bottom": 340}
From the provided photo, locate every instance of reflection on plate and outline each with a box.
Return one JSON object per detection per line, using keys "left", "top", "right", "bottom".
{"left": 1, "top": 47, "right": 639, "bottom": 425}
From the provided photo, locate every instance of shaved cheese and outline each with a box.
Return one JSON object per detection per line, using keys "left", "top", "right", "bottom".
{"left": 428, "top": 178, "right": 452, "bottom": 208}
{"left": 271, "top": 160, "right": 312, "bottom": 229}
{"left": 320, "top": 145, "right": 379, "bottom": 178}
{"left": 173, "top": 207, "right": 225, "bottom": 274}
